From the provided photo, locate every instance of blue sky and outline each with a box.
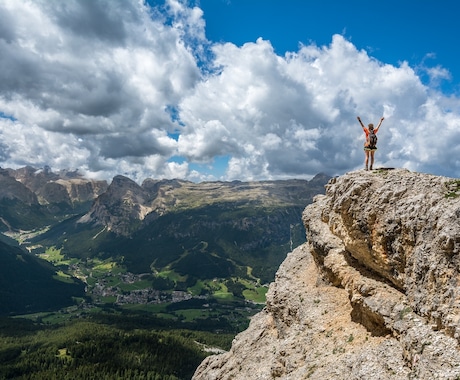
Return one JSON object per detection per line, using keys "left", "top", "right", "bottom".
{"left": 0, "top": 0, "right": 459, "bottom": 182}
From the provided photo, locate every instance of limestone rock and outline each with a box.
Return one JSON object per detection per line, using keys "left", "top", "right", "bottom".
{"left": 6, "top": 165, "right": 108, "bottom": 206}
{"left": 0, "top": 168, "right": 38, "bottom": 205}
{"left": 193, "top": 169, "right": 460, "bottom": 379}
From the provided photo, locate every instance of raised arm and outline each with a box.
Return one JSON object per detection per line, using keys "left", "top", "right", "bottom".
{"left": 357, "top": 116, "right": 366, "bottom": 130}
{"left": 375, "top": 117, "right": 385, "bottom": 132}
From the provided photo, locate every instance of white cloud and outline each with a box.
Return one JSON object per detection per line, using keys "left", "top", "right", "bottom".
{"left": 178, "top": 119, "right": 237, "bottom": 161}
{"left": 0, "top": 0, "right": 201, "bottom": 182}
{"left": 0, "top": 1, "right": 459, "bottom": 183}
{"left": 178, "top": 33, "right": 460, "bottom": 179}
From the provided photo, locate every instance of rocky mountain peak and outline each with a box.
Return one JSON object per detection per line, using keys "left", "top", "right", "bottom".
{"left": 0, "top": 166, "right": 109, "bottom": 232}
{"left": 0, "top": 168, "right": 38, "bottom": 205}
{"left": 79, "top": 174, "right": 153, "bottom": 234}
{"left": 193, "top": 169, "right": 460, "bottom": 379}
{"left": 5, "top": 166, "right": 108, "bottom": 206}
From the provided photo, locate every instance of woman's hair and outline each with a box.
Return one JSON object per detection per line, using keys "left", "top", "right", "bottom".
{"left": 368, "top": 123, "right": 374, "bottom": 130}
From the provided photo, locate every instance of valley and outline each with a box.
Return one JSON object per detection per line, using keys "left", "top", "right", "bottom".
{"left": 0, "top": 166, "right": 330, "bottom": 379}
{"left": 32, "top": 246, "right": 266, "bottom": 330}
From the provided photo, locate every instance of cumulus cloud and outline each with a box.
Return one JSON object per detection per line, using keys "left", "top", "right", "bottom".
{"left": 0, "top": 0, "right": 459, "bottom": 183}
{"left": 0, "top": 0, "right": 200, "bottom": 181}
{"left": 178, "top": 35, "right": 453, "bottom": 179}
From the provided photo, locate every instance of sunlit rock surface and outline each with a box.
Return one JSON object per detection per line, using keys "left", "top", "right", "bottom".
{"left": 194, "top": 169, "right": 460, "bottom": 380}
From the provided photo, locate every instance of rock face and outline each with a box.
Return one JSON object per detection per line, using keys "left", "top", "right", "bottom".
{"left": 193, "top": 169, "right": 460, "bottom": 379}
{"left": 6, "top": 165, "right": 108, "bottom": 206}
{"left": 80, "top": 175, "right": 153, "bottom": 235}
{"left": 0, "top": 166, "right": 108, "bottom": 232}
{"left": 0, "top": 168, "right": 38, "bottom": 205}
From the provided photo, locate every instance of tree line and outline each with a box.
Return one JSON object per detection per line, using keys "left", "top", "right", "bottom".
{"left": 0, "top": 316, "right": 233, "bottom": 380}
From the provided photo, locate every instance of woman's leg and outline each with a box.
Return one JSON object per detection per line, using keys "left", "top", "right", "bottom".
{"left": 364, "top": 150, "right": 369, "bottom": 170}
{"left": 370, "top": 151, "right": 375, "bottom": 169}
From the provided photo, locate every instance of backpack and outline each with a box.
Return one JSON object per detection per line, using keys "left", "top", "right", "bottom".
{"left": 367, "top": 130, "right": 377, "bottom": 148}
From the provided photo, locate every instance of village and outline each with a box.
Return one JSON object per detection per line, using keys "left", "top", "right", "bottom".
{"left": 89, "top": 269, "right": 199, "bottom": 306}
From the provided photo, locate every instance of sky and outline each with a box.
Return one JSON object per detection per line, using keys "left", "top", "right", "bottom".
{"left": 0, "top": 0, "right": 460, "bottom": 183}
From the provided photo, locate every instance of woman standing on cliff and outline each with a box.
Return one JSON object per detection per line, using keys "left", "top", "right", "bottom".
{"left": 357, "top": 116, "right": 384, "bottom": 170}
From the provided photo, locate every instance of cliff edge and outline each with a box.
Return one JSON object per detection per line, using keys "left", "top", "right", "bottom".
{"left": 193, "top": 169, "right": 460, "bottom": 379}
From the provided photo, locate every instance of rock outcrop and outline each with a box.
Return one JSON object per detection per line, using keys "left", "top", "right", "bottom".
{"left": 0, "top": 166, "right": 108, "bottom": 232}
{"left": 0, "top": 168, "right": 38, "bottom": 205}
{"left": 6, "top": 165, "right": 108, "bottom": 206}
{"left": 193, "top": 169, "right": 460, "bottom": 379}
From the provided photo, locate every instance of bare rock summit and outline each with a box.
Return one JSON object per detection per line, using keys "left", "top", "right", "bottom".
{"left": 193, "top": 169, "right": 460, "bottom": 380}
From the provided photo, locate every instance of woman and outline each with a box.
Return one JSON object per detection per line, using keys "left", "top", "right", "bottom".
{"left": 357, "top": 116, "right": 384, "bottom": 170}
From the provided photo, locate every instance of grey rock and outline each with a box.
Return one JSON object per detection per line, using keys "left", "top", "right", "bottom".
{"left": 194, "top": 169, "right": 460, "bottom": 379}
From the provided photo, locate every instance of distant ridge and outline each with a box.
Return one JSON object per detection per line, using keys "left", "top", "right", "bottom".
{"left": 0, "top": 165, "right": 331, "bottom": 316}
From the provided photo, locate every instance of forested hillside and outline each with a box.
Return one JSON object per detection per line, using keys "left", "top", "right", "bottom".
{"left": 0, "top": 316, "right": 225, "bottom": 380}
{"left": 0, "top": 240, "right": 85, "bottom": 315}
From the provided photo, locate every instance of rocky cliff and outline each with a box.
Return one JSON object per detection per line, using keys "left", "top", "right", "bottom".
{"left": 193, "top": 169, "right": 460, "bottom": 380}
{"left": 7, "top": 166, "right": 108, "bottom": 206}
{"left": 0, "top": 166, "right": 108, "bottom": 232}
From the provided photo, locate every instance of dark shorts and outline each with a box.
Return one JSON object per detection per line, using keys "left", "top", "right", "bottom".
{"left": 364, "top": 146, "right": 377, "bottom": 151}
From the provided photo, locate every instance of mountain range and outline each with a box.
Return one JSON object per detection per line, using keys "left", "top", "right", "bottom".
{"left": 0, "top": 166, "right": 330, "bottom": 315}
